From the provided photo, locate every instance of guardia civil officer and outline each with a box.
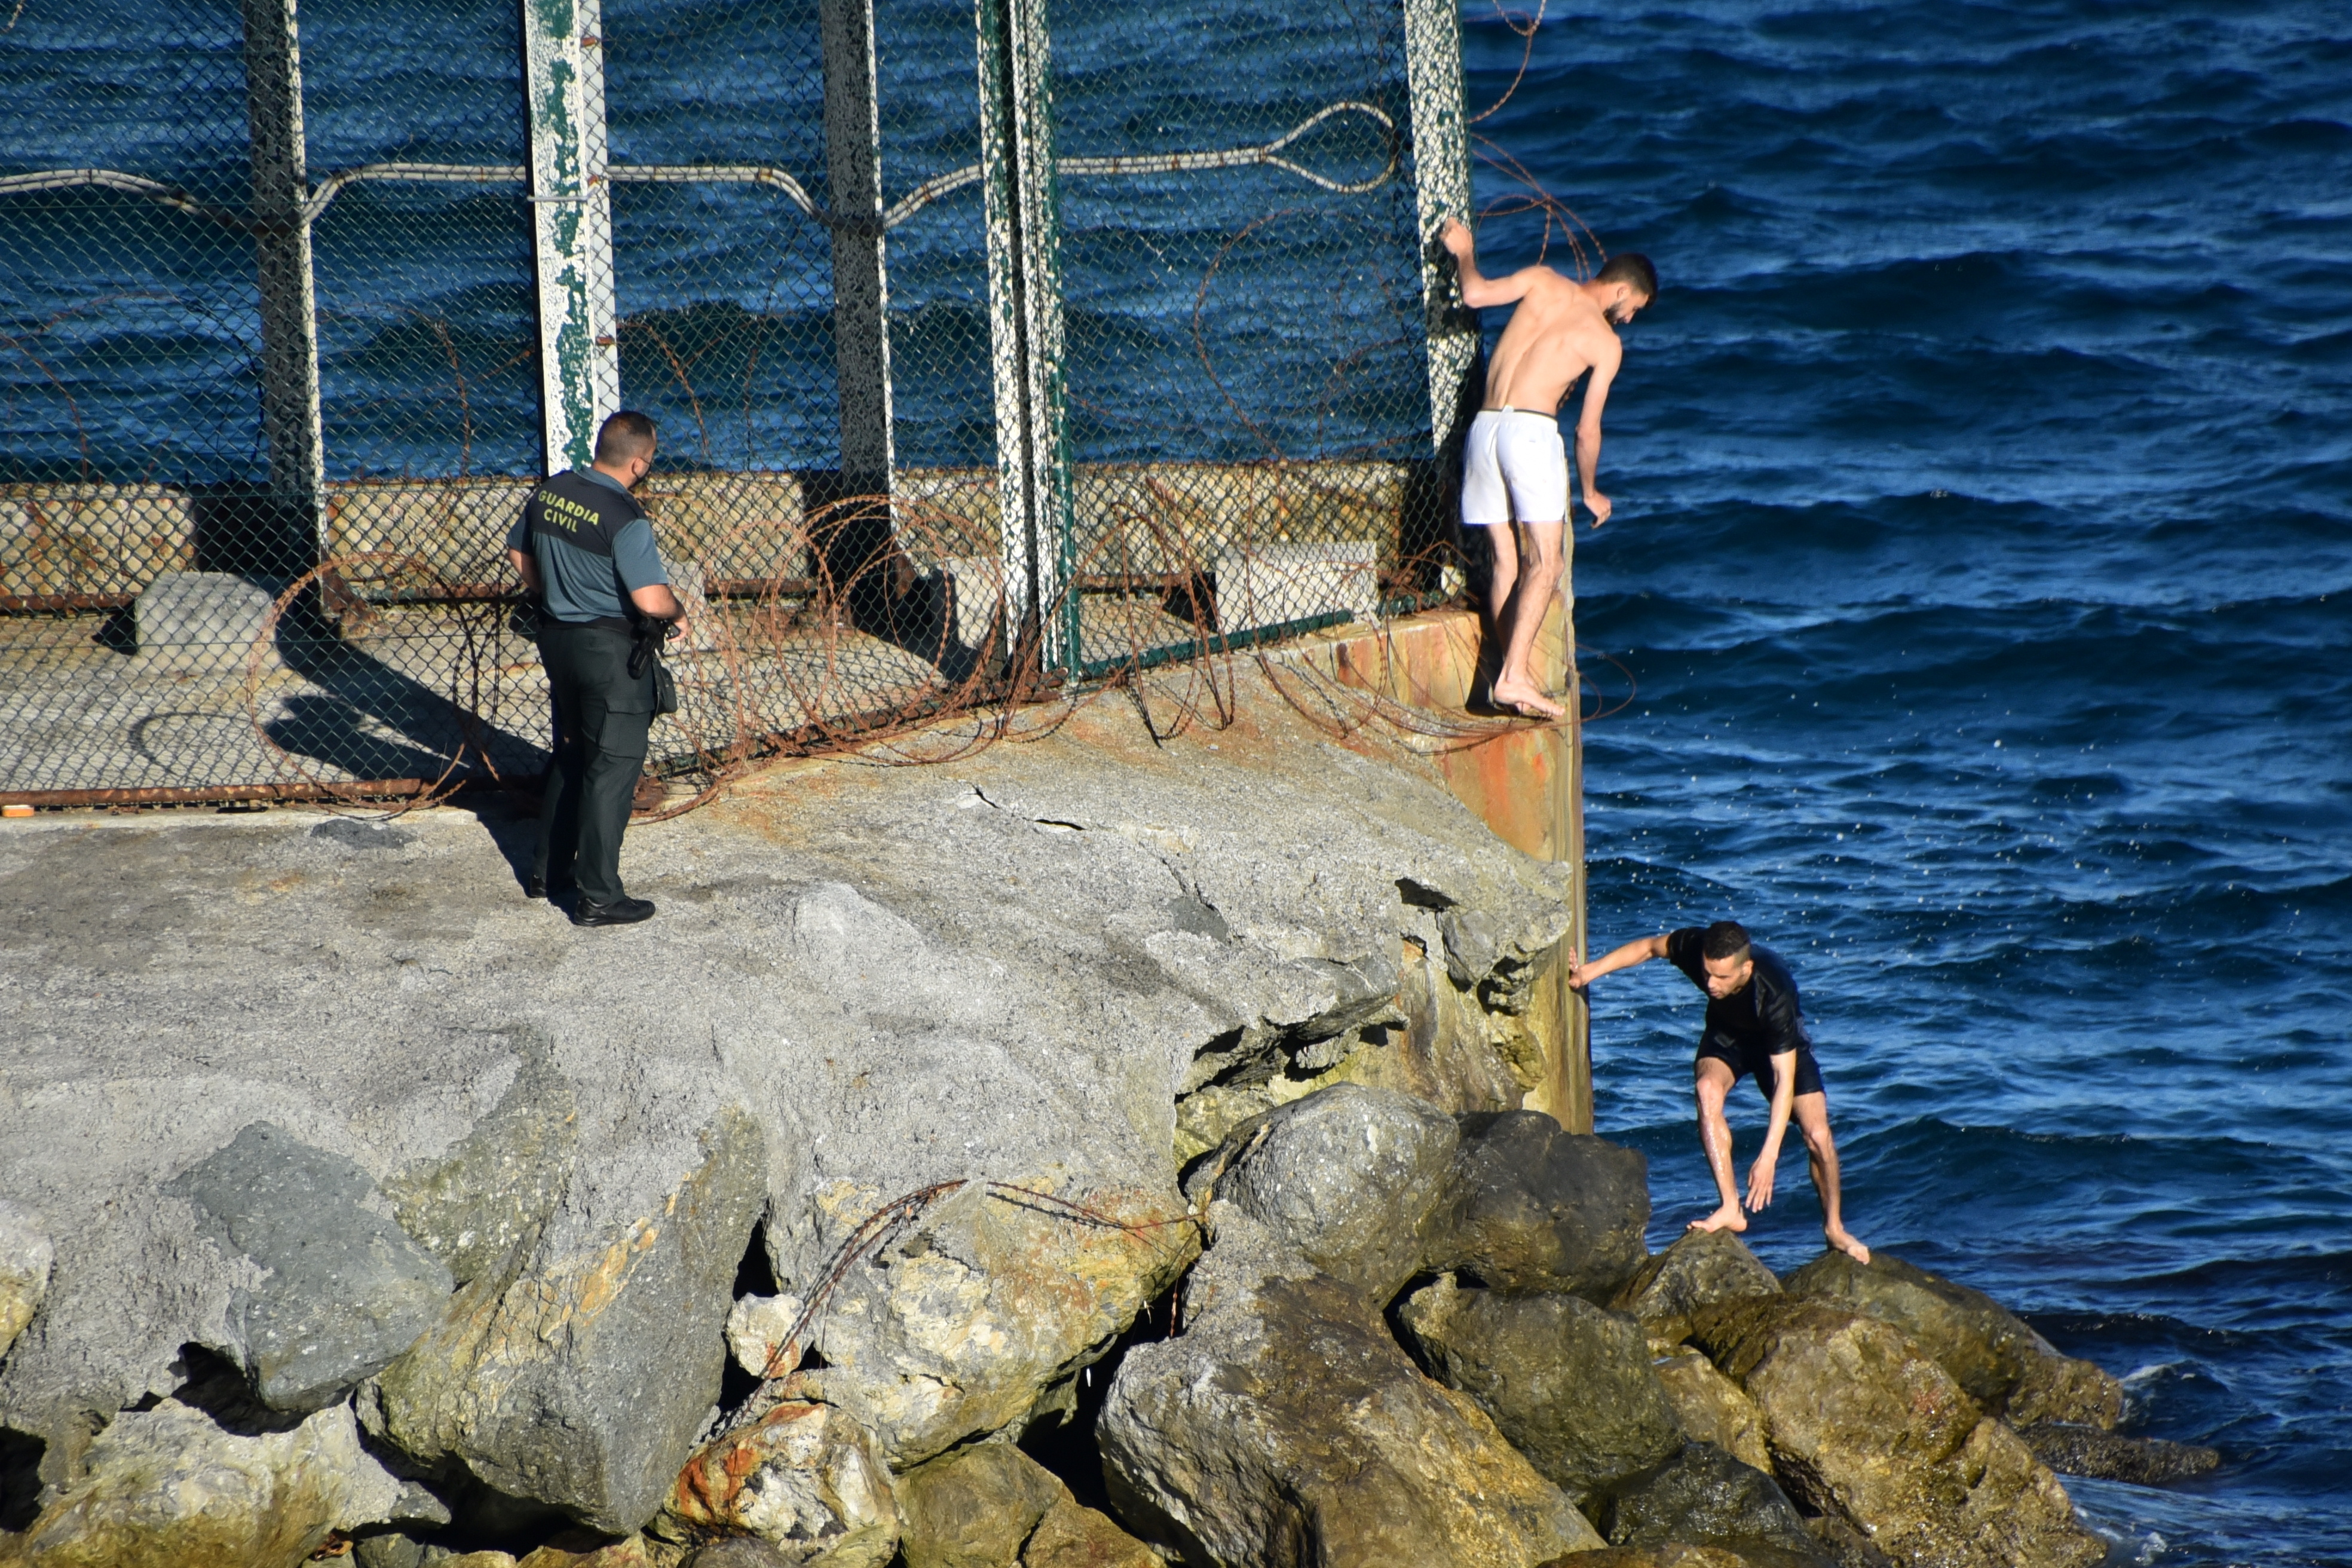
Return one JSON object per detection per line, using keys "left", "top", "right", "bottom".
{"left": 504, "top": 410, "right": 681, "bottom": 927}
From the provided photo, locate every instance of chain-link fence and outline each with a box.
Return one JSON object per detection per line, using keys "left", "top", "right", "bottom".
{"left": 1, "top": 0, "right": 1481, "bottom": 808}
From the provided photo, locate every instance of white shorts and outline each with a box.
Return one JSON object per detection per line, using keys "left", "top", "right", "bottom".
{"left": 1460, "top": 408, "right": 1568, "bottom": 528}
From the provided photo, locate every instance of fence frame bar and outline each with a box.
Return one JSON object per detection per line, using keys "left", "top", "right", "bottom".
{"left": 240, "top": 0, "right": 326, "bottom": 557}
{"left": 522, "top": 0, "right": 621, "bottom": 473}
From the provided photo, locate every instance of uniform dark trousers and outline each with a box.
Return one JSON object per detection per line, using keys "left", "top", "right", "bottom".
{"left": 532, "top": 621, "right": 654, "bottom": 906}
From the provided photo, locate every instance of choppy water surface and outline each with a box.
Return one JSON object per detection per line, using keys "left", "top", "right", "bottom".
{"left": 1463, "top": 2, "right": 2351, "bottom": 1561}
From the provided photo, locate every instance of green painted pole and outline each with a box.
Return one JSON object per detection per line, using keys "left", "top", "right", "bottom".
{"left": 523, "top": 0, "right": 620, "bottom": 474}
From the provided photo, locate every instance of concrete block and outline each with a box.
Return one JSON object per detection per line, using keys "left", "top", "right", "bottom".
{"left": 134, "top": 571, "right": 283, "bottom": 673}
{"left": 1214, "top": 540, "right": 1380, "bottom": 635}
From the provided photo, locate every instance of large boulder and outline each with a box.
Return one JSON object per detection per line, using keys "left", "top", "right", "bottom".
{"left": 659, "top": 1401, "right": 898, "bottom": 1567}
{"left": 895, "top": 1441, "right": 1063, "bottom": 1568}
{"left": 1597, "top": 1443, "right": 1825, "bottom": 1563}
{"left": 1689, "top": 1300, "right": 2104, "bottom": 1568}
{"left": 370, "top": 1104, "right": 768, "bottom": 1535}
{"left": 794, "top": 1175, "right": 1200, "bottom": 1469}
{"left": 2013, "top": 1423, "right": 2221, "bottom": 1486}
{"left": 1610, "top": 1231, "right": 1781, "bottom": 1346}
{"left": 0, "top": 1201, "right": 48, "bottom": 1361}
{"left": 0, "top": 1398, "right": 403, "bottom": 1568}
{"left": 1651, "top": 1350, "right": 1771, "bottom": 1474}
{"left": 1019, "top": 1494, "right": 1162, "bottom": 1568}
{"left": 1395, "top": 1273, "right": 1685, "bottom": 1511}
{"left": 166, "top": 1122, "right": 454, "bottom": 1413}
{"left": 1180, "top": 1083, "right": 1457, "bottom": 1303}
{"left": 1098, "top": 1213, "right": 1599, "bottom": 1567}
{"left": 1779, "top": 1253, "right": 2121, "bottom": 1429}
{"left": 1429, "top": 1111, "right": 1649, "bottom": 1298}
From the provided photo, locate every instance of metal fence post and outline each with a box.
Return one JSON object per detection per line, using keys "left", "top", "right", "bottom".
{"left": 975, "top": 0, "right": 1076, "bottom": 675}
{"left": 241, "top": 0, "right": 325, "bottom": 564}
{"left": 1402, "top": 0, "right": 1480, "bottom": 460}
{"left": 523, "top": 0, "right": 620, "bottom": 474}
{"left": 821, "top": 0, "right": 894, "bottom": 497}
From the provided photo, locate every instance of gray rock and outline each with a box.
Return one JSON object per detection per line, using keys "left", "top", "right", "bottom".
{"left": 687, "top": 1540, "right": 797, "bottom": 1568}
{"left": 1598, "top": 1443, "right": 1825, "bottom": 1561}
{"left": 1396, "top": 1273, "right": 1685, "bottom": 1511}
{"left": 895, "top": 1440, "right": 1064, "bottom": 1568}
{"left": 1780, "top": 1252, "right": 2123, "bottom": 1428}
{"left": 2014, "top": 1422, "right": 2221, "bottom": 1486}
{"left": 1099, "top": 1211, "right": 1600, "bottom": 1567}
{"left": 166, "top": 1123, "right": 453, "bottom": 1413}
{"left": 1610, "top": 1229, "right": 1781, "bottom": 1345}
{"left": 372, "top": 1104, "right": 767, "bottom": 1535}
{"left": 133, "top": 570, "right": 281, "bottom": 671}
{"left": 1181, "top": 1083, "right": 1457, "bottom": 1303}
{"left": 0, "top": 1200, "right": 50, "bottom": 1361}
{"left": 1430, "top": 1110, "right": 1650, "bottom": 1299}
{"left": 0, "top": 1396, "right": 403, "bottom": 1568}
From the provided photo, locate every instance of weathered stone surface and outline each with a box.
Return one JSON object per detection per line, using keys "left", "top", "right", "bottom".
{"left": 515, "top": 1532, "right": 687, "bottom": 1568}
{"left": 1610, "top": 1231, "right": 1781, "bottom": 1346}
{"left": 372, "top": 1105, "right": 768, "bottom": 1535}
{"left": 0, "top": 1397, "right": 402, "bottom": 1568}
{"left": 0, "top": 1202, "right": 49, "bottom": 1361}
{"left": 2014, "top": 1422, "right": 2221, "bottom": 1486}
{"left": 1803, "top": 1514, "right": 1896, "bottom": 1568}
{"left": 727, "top": 1293, "right": 807, "bottom": 1380}
{"left": 1780, "top": 1252, "right": 2122, "bottom": 1429}
{"left": 1598, "top": 1443, "right": 1824, "bottom": 1561}
{"left": 1539, "top": 1544, "right": 1814, "bottom": 1568}
{"left": 1019, "top": 1494, "right": 1162, "bottom": 1568}
{"left": 1652, "top": 1350, "right": 1772, "bottom": 1474}
{"left": 133, "top": 569, "right": 281, "bottom": 670}
{"left": 1180, "top": 1083, "right": 1457, "bottom": 1303}
{"left": 1396, "top": 1273, "right": 1685, "bottom": 1509}
{"left": 895, "top": 1440, "right": 1065, "bottom": 1568}
{"left": 795, "top": 1176, "right": 1200, "bottom": 1469}
{"left": 1689, "top": 1299, "right": 2104, "bottom": 1568}
{"left": 660, "top": 1400, "right": 897, "bottom": 1567}
{"left": 1100, "top": 1214, "right": 1598, "bottom": 1568}
{"left": 1431, "top": 1110, "right": 1650, "bottom": 1298}
{"left": 166, "top": 1122, "right": 454, "bottom": 1412}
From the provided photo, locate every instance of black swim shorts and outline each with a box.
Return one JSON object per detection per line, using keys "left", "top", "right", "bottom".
{"left": 1695, "top": 1035, "right": 1826, "bottom": 1102}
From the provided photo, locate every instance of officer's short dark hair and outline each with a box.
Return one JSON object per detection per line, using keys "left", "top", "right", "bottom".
{"left": 1597, "top": 252, "right": 1658, "bottom": 301}
{"left": 1701, "top": 920, "right": 1751, "bottom": 962}
{"left": 595, "top": 410, "right": 658, "bottom": 464}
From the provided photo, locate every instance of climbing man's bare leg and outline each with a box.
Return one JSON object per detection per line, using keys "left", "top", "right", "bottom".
{"left": 1490, "top": 520, "right": 1564, "bottom": 719}
{"left": 1481, "top": 521, "right": 1520, "bottom": 650}
{"left": 1690, "top": 1056, "right": 1747, "bottom": 1235}
{"left": 1793, "top": 1091, "right": 1869, "bottom": 1263}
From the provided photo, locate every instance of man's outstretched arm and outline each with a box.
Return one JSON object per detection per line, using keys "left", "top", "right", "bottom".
{"left": 1574, "top": 342, "right": 1622, "bottom": 528}
{"left": 1746, "top": 1050, "right": 1797, "bottom": 1211}
{"left": 1569, "top": 933, "right": 1669, "bottom": 990}
{"left": 1441, "top": 218, "right": 1538, "bottom": 311}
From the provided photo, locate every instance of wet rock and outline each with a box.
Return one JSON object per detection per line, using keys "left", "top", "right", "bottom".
{"left": 1780, "top": 1252, "right": 2122, "bottom": 1429}
{"left": 0, "top": 1397, "right": 403, "bottom": 1568}
{"left": 1396, "top": 1273, "right": 1685, "bottom": 1510}
{"left": 371, "top": 1105, "right": 767, "bottom": 1535}
{"left": 1652, "top": 1349, "right": 1772, "bottom": 1474}
{"left": 1180, "top": 1083, "right": 1457, "bottom": 1302}
{"left": 1538, "top": 1546, "right": 1805, "bottom": 1568}
{"left": 1598, "top": 1443, "right": 1824, "bottom": 1561}
{"left": 0, "top": 1202, "right": 49, "bottom": 1360}
{"left": 1099, "top": 1215, "right": 1599, "bottom": 1567}
{"left": 660, "top": 1400, "right": 897, "bottom": 1567}
{"left": 1610, "top": 1231, "right": 1781, "bottom": 1346}
{"left": 2015, "top": 1422, "right": 2221, "bottom": 1485}
{"left": 1019, "top": 1494, "right": 1163, "bottom": 1568}
{"left": 1430, "top": 1110, "right": 1649, "bottom": 1299}
{"left": 1689, "top": 1299, "right": 2104, "bottom": 1568}
{"left": 795, "top": 1177, "right": 1199, "bottom": 1469}
{"left": 896, "top": 1440, "right": 1064, "bottom": 1568}
{"left": 1802, "top": 1514, "right": 1896, "bottom": 1568}
{"left": 166, "top": 1122, "right": 454, "bottom": 1413}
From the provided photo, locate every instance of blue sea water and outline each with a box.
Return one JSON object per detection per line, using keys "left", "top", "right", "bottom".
{"left": 1462, "top": 2, "right": 2352, "bottom": 1561}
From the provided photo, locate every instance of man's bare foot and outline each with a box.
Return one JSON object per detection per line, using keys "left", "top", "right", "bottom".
{"left": 1489, "top": 678, "right": 1566, "bottom": 719}
{"left": 1688, "top": 1203, "right": 1747, "bottom": 1236}
{"left": 1825, "top": 1225, "right": 1870, "bottom": 1264}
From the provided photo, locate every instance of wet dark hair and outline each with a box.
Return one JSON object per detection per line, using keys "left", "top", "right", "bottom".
{"left": 595, "top": 409, "right": 659, "bottom": 464}
{"left": 1701, "top": 920, "right": 1751, "bottom": 962}
{"left": 1596, "top": 252, "right": 1658, "bottom": 300}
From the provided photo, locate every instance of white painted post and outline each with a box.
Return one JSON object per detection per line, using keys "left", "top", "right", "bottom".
{"left": 975, "top": 0, "right": 1076, "bottom": 672}
{"left": 1402, "top": 0, "right": 1480, "bottom": 459}
{"left": 241, "top": 0, "right": 325, "bottom": 559}
{"left": 821, "top": 0, "right": 894, "bottom": 496}
{"left": 522, "top": 0, "right": 620, "bottom": 475}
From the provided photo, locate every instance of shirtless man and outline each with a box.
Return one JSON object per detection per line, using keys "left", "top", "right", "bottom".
{"left": 1441, "top": 219, "right": 1655, "bottom": 718}
{"left": 1570, "top": 920, "right": 1870, "bottom": 1263}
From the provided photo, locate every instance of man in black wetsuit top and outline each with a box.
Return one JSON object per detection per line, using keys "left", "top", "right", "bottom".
{"left": 1572, "top": 919, "right": 1869, "bottom": 1262}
